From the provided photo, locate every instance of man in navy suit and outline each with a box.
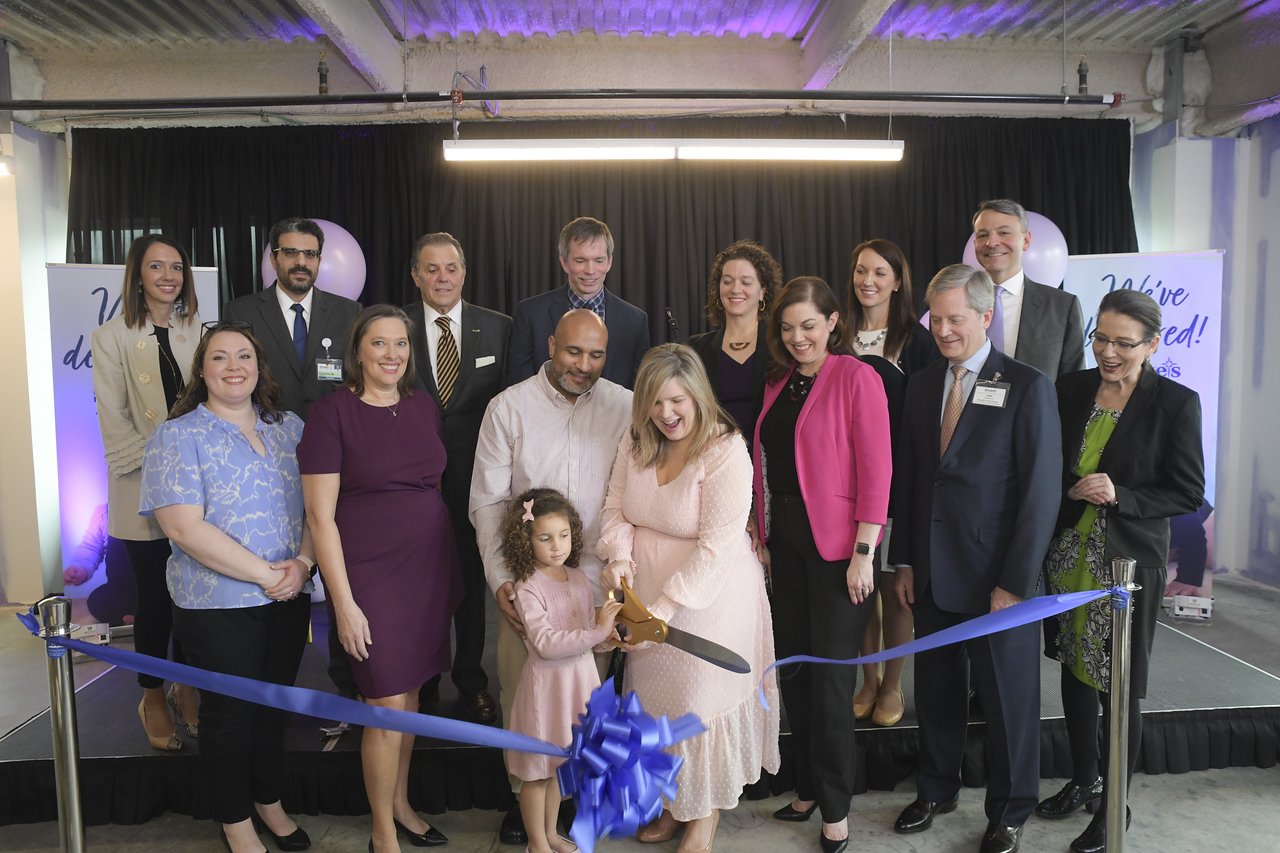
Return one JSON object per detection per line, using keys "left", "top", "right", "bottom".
{"left": 973, "top": 198, "right": 1086, "bottom": 380}
{"left": 890, "top": 264, "right": 1062, "bottom": 853}
{"left": 506, "top": 216, "right": 650, "bottom": 389}
{"left": 405, "top": 232, "right": 511, "bottom": 724}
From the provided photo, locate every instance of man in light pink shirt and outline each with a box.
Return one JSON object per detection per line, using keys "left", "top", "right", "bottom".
{"left": 470, "top": 308, "right": 633, "bottom": 845}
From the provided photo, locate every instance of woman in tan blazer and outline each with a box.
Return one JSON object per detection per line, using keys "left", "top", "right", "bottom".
{"left": 91, "top": 234, "right": 202, "bottom": 750}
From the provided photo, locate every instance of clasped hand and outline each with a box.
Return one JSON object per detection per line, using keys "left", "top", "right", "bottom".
{"left": 262, "top": 558, "right": 307, "bottom": 601}
{"left": 1069, "top": 473, "right": 1116, "bottom": 506}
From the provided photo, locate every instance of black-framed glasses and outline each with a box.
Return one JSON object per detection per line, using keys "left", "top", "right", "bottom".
{"left": 1088, "top": 331, "right": 1151, "bottom": 351}
{"left": 271, "top": 247, "right": 321, "bottom": 261}
{"left": 201, "top": 319, "right": 254, "bottom": 337}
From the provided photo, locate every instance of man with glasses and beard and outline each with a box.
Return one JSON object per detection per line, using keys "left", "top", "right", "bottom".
{"left": 224, "top": 217, "right": 361, "bottom": 420}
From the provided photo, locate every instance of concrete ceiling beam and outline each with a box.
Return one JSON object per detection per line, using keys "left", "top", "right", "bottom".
{"left": 295, "top": 0, "right": 403, "bottom": 93}
{"left": 800, "top": 0, "right": 897, "bottom": 91}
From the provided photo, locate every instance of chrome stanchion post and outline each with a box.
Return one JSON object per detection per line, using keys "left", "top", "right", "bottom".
{"left": 37, "top": 595, "right": 85, "bottom": 853}
{"left": 1107, "top": 558, "right": 1140, "bottom": 853}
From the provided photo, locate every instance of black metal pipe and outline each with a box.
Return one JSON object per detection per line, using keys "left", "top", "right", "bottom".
{"left": 0, "top": 87, "right": 1119, "bottom": 113}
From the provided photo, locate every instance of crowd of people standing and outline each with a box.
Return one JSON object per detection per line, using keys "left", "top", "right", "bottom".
{"left": 89, "top": 200, "right": 1202, "bottom": 853}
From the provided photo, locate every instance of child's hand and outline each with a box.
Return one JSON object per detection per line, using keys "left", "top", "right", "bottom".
{"left": 596, "top": 598, "right": 624, "bottom": 633}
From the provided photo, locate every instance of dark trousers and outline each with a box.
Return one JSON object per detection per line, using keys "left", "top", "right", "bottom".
{"left": 768, "top": 494, "right": 874, "bottom": 823}
{"left": 124, "top": 538, "right": 186, "bottom": 689}
{"left": 913, "top": 586, "right": 1041, "bottom": 827}
{"left": 173, "top": 596, "right": 311, "bottom": 824}
{"left": 426, "top": 502, "right": 488, "bottom": 694}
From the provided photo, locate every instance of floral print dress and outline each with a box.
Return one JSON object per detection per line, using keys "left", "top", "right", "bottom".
{"left": 1044, "top": 404, "right": 1121, "bottom": 692}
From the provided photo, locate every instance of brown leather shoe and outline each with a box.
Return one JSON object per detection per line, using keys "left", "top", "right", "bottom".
{"left": 461, "top": 689, "right": 497, "bottom": 723}
{"left": 637, "top": 809, "right": 682, "bottom": 843}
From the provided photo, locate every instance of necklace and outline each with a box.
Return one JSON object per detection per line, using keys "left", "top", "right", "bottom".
{"left": 727, "top": 340, "right": 752, "bottom": 351}
{"left": 788, "top": 368, "right": 818, "bottom": 401}
{"left": 388, "top": 397, "right": 401, "bottom": 417}
{"left": 854, "top": 328, "right": 887, "bottom": 351}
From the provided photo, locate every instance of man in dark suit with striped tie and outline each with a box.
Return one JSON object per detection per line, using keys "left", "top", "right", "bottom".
{"left": 405, "top": 232, "right": 512, "bottom": 725}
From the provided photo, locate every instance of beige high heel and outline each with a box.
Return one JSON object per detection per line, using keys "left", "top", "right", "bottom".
{"left": 167, "top": 683, "right": 199, "bottom": 738}
{"left": 677, "top": 810, "right": 718, "bottom": 853}
{"left": 138, "top": 698, "right": 181, "bottom": 751}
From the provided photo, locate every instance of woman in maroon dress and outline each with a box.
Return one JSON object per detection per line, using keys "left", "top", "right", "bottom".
{"left": 299, "top": 304, "right": 463, "bottom": 852}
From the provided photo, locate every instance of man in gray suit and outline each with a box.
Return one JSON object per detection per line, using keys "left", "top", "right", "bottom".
{"left": 405, "top": 232, "right": 511, "bottom": 724}
{"left": 223, "top": 217, "right": 361, "bottom": 419}
{"left": 223, "top": 217, "right": 361, "bottom": 698}
{"left": 973, "top": 199, "right": 1086, "bottom": 379}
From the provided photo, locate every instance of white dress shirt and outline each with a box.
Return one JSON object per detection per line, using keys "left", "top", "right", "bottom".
{"left": 423, "top": 300, "right": 464, "bottom": 386}
{"left": 274, "top": 283, "right": 314, "bottom": 333}
{"left": 996, "top": 270, "right": 1026, "bottom": 359}
{"left": 940, "top": 338, "right": 994, "bottom": 422}
{"left": 469, "top": 364, "right": 633, "bottom": 604}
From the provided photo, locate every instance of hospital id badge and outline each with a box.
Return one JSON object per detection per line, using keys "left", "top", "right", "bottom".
{"left": 316, "top": 359, "right": 343, "bottom": 381}
{"left": 973, "top": 380, "right": 1010, "bottom": 408}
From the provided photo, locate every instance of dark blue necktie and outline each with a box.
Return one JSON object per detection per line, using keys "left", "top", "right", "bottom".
{"left": 291, "top": 303, "right": 307, "bottom": 368}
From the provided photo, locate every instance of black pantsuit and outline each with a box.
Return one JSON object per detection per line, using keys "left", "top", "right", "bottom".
{"left": 173, "top": 596, "right": 311, "bottom": 824}
{"left": 124, "top": 537, "right": 186, "bottom": 689}
{"left": 768, "top": 494, "right": 874, "bottom": 822}
{"left": 913, "top": 587, "right": 1042, "bottom": 826}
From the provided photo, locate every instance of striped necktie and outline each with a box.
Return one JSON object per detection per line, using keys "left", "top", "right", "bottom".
{"left": 435, "top": 316, "right": 459, "bottom": 408}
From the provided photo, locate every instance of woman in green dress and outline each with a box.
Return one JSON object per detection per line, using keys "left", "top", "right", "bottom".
{"left": 1036, "top": 289, "right": 1204, "bottom": 853}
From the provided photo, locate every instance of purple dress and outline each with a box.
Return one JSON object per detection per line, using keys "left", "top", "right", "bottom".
{"left": 298, "top": 388, "right": 463, "bottom": 699}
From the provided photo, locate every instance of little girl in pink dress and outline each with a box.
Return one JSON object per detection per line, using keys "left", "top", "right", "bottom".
{"left": 503, "top": 488, "right": 623, "bottom": 853}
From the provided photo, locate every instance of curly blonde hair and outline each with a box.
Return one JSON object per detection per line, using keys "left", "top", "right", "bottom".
{"left": 501, "top": 488, "right": 585, "bottom": 583}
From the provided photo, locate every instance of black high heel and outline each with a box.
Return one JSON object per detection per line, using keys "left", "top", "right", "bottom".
{"left": 250, "top": 811, "right": 311, "bottom": 851}
{"left": 393, "top": 816, "right": 449, "bottom": 847}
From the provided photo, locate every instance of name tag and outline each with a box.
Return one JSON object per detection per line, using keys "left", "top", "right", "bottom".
{"left": 475, "top": 355, "right": 496, "bottom": 368}
{"left": 973, "top": 381, "right": 1010, "bottom": 408}
{"left": 316, "top": 359, "right": 343, "bottom": 381}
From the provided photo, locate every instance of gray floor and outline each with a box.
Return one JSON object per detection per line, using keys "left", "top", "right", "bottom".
{"left": 3, "top": 571, "right": 1280, "bottom": 851}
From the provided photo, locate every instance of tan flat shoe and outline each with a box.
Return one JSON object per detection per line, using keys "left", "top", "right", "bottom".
{"left": 637, "top": 809, "right": 682, "bottom": 843}
{"left": 872, "top": 692, "right": 905, "bottom": 727}
{"left": 138, "top": 698, "right": 181, "bottom": 751}
{"left": 853, "top": 699, "right": 876, "bottom": 720}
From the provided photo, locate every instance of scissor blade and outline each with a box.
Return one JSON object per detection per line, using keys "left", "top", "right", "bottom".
{"left": 663, "top": 626, "right": 751, "bottom": 674}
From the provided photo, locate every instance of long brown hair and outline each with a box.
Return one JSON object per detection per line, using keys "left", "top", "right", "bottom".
{"left": 704, "top": 240, "right": 784, "bottom": 327}
{"left": 169, "top": 322, "right": 285, "bottom": 423}
{"left": 120, "top": 234, "right": 199, "bottom": 330}
{"left": 341, "top": 304, "right": 417, "bottom": 398}
{"left": 766, "top": 277, "right": 855, "bottom": 383}
{"left": 846, "top": 239, "right": 919, "bottom": 363}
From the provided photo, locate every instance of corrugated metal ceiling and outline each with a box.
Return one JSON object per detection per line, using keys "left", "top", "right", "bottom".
{"left": 0, "top": 0, "right": 1249, "bottom": 53}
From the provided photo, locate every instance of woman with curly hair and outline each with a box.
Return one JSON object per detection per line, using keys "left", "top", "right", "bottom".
{"left": 502, "top": 488, "right": 623, "bottom": 853}
{"left": 687, "top": 240, "right": 783, "bottom": 451}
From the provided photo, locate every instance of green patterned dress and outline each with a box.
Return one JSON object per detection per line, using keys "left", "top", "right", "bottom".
{"left": 1044, "top": 404, "right": 1121, "bottom": 692}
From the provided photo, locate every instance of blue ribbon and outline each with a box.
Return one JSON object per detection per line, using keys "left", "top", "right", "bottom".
{"left": 557, "top": 679, "right": 705, "bottom": 853}
{"left": 758, "top": 588, "right": 1127, "bottom": 710}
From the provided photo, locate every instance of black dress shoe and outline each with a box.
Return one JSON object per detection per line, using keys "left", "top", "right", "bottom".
{"left": 1069, "top": 806, "right": 1130, "bottom": 853}
{"left": 250, "top": 813, "right": 312, "bottom": 851}
{"left": 979, "top": 822, "right": 1023, "bottom": 853}
{"left": 394, "top": 817, "right": 448, "bottom": 847}
{"left": 461, "top": 689, "right": 498, "bottom": 723}
{"left": 818, "top": 830, "right": 848, "bottom": 853}
{"left": 773, "top": 801, "right": 819, "bottom": 822}
{"left": 894, "top": 796, "right": 960, "bottom": 833}
{"left": 499, "top": 803, "right": 527, "bottom": 845}
{"left": 1035, "top": 778, "right": 1103, "bottom": 819}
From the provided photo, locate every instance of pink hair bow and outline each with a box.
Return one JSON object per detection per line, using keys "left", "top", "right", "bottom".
{"left": 521, "top": 499, "right": 535, "bottom": 523}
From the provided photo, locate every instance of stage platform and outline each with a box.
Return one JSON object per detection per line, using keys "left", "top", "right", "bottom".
{"left": 3, "top": 605, "right": 1278, "bottom": 826}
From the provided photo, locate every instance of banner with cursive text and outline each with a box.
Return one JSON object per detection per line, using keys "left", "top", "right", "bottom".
{"left": 45, "top": 264, "right": 219, "bottom": 621}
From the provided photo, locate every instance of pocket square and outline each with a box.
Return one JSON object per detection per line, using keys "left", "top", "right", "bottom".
{"left": 475, "top": 355, "right": 496, "bottom": 368}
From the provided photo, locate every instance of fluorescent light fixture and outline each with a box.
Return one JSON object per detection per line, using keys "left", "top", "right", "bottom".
{"left": 443, "top": 138, "right": 904, "bottom": 162}
{"left": 0, "top": 154, "right": 15, "bottom": 176}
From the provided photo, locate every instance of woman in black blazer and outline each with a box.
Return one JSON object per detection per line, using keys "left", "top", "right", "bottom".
{"left": 687, "top": 240, "right": 783, "bottom": 451}
{"left": 1036, "top": 289, "right": 1204, "bottom": 853}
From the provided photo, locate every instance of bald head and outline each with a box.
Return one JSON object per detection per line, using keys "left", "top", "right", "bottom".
{"left": 547, "top": 309, "right": 609, "bottom": 401}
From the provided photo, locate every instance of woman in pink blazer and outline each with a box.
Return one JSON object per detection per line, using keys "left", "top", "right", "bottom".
{"left": 752, "top": 277, "right": 892, "bottom": 853}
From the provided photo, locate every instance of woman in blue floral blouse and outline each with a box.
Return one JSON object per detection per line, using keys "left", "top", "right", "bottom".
{"left": 141, "top": 322, "right": 316, "bottom": 853}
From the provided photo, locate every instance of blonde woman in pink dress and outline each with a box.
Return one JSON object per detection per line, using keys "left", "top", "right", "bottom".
{"left": 503, "top": 488, "right": 624, "bottom": 853}
{"left": 598, "top": 343, "right": 781, "bottom": 853}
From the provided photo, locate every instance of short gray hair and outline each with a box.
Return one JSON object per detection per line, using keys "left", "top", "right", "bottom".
{"left": 410, "top": 232, "right": 467, "bottom": 271}
{"left": 926, "top": 264, "right": 995, "bottom": 315}
{"left": 973, "top": 198, "right": 1029, "bottom": 233}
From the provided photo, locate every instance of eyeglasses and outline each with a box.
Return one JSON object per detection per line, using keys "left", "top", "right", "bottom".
{"left": 271, "top": 247, "right": 321, "bottom": 261}
{"left": 201, "top": 319, "right": 254, "bottom": 337}
{"left": 1088, "top": 331, "right": 1151, "bottom": 351}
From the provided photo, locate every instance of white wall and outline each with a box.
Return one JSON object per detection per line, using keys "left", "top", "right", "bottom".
{"left": 0, "top": 123, "right": 68, "bottom": 603}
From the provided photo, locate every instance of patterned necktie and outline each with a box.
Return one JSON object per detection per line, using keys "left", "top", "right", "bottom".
{"left": 435, "top": 316, "right": 459, "bottom": 408}
{"left": 290, "top": 303, "right": 307, "bottom": 369}
{"left": 940, "top": 364, "right": 969, "bottom": 456}
{"left": 989, "top": 285, "right": 1006, "bottom": 353}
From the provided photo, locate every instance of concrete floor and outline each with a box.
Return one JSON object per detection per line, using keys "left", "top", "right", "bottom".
{"left": 4, "top": 571, "right": 1280, "bottom": 851}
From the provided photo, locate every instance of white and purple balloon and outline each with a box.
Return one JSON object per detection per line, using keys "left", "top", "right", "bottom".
{"left": 260, "top": 218, "right": 367, "bottom": 301}
{"left": 961, "top": 210, "right": 1069, "bottom": 287}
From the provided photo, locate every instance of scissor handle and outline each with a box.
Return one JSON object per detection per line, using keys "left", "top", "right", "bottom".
{"left": 602, "top": 586, "right": 668, "bottom": 644}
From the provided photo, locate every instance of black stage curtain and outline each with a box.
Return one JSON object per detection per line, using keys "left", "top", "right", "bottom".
{"left": 66, "top": 116, "right": 1136, "bottom": 336}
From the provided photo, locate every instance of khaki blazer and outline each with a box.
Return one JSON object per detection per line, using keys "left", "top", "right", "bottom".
{"left": 91, "top": 313, "right": 201, "bottom": 540}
